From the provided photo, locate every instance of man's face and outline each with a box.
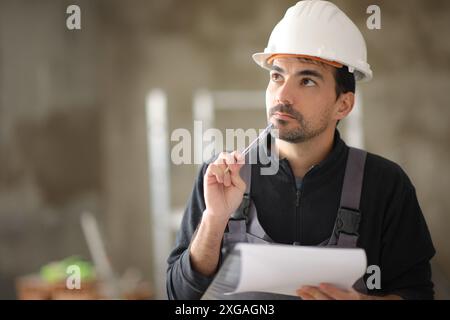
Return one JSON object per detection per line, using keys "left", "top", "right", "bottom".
{"left": 266, "top": 57, "right": 340, "bottom": 143}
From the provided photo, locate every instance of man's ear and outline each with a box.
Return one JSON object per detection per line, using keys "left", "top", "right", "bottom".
{"left": 335, "top": 92, "right": 355, "bottom": 121}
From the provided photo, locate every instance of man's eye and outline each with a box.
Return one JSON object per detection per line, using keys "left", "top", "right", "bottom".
{"left": 300, "top": 78, "right": 316, "bottom": 87}
{"left": 271, "top": 73, "right": 282, "bottom": 82}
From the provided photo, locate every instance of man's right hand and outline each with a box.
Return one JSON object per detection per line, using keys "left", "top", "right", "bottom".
{"left": 203, "top": 151, "right": 247, "bottom": 223}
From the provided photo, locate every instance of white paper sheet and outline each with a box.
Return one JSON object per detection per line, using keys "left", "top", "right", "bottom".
{"left": 227, "top": 243, "right": 367, "bottom": 296}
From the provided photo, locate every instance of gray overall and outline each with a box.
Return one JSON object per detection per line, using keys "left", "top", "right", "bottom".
{"left": 220, "top": 147, "right": 367, "bottom": 299}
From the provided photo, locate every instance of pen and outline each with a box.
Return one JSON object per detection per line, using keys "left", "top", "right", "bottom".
{"left": 224, "top": 123, "right": 274, "bottom": 174}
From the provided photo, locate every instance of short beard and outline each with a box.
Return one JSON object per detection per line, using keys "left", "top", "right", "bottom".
{"left": 269, "top": 104, "right": 329, "bottom": 143}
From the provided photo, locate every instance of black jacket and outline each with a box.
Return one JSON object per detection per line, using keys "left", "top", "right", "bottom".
{"left": 166, "top": 130, "right": 435, "bottom": 300}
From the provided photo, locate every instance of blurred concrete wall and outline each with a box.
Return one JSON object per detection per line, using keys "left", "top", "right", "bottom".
{"left": 0, "top": 0, "right": 103, "bottom": 298}
{"left": 0, "top": 0, "right": 449, "bottom": 299}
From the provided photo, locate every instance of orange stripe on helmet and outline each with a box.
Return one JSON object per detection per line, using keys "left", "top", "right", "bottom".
{"left": 267, "top": 54, "right": 343, "bottom": 68}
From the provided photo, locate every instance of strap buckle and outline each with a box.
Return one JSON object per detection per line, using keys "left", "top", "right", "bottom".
{"left": 230, "top": 194, "right": 251, "bottom": 222}
{"left": 334, "top": 207, "right": 361, "bottom": 238}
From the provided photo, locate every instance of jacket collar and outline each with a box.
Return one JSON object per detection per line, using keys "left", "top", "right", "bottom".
{"left": 255, "top": 129, "right": 348, "bottom": 182}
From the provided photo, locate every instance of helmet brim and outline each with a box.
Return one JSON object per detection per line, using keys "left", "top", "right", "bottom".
{"left": 252, "top": 52, "right": 373, "bottom": 82}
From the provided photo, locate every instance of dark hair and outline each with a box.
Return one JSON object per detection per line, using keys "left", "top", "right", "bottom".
{"left": 334, "top": 66, "right": 355, "bottom": 99}
{"left": 334, "top": 66, "right": 355, "bottom": 126}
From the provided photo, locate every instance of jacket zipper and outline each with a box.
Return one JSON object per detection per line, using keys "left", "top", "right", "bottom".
{"left": 285, "top": 161, "right": 315, "bottom": 245}
{"left": 295, "top": 186, "right": 301, "bottom": 243}
{"left": 284, "top": 161, "right": 302, "bottom": 243}
{"left": 296, "top": 189, "right": 301, "bottom": 207}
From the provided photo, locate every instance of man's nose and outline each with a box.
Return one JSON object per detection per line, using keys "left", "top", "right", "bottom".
{"left": 275, "top": 80, "right": 295, "bottom": 106}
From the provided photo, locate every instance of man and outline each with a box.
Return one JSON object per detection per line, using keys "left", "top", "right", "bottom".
{"left": 166, "top": 0, "right": 435, "bottom": 300}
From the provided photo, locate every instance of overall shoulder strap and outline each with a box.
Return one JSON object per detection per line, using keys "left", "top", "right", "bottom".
{"left": 340, "top": 147, "right": 367, "bottom": 210}
{"left": 329, "top": 147, "right": 367, "bottom": 248}
{"left": 222, "top": 161, "right": 253, "bottom": 251}
{"left": 325, "top": 147, "right": 369, "bottom": 294}
{"left": 229, "top": 162, "right": 252, "bottom": 220}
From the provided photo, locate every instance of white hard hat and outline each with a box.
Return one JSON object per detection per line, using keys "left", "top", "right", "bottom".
{"left": 253, "top": 0, "right": 373, "bottom": 82}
